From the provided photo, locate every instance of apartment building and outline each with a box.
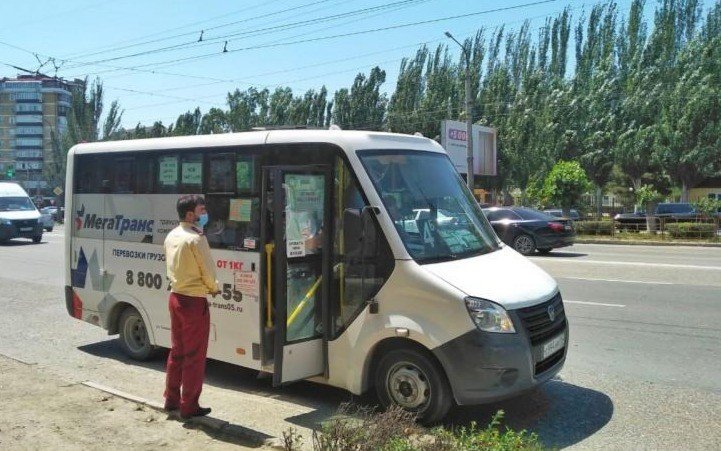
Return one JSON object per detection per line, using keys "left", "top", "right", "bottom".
{"left": 0, "top": 74, "right": 82, "bottom": 193}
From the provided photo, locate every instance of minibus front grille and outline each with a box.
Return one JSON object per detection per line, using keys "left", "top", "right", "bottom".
{"left": 535, "top": 349, "right": 564, "bottom": 375}
{"left": 12, "top": 219, "right": 38, "bottom": 229}
{"left": 516, "top": 293, "right": 566, "bottom": 346}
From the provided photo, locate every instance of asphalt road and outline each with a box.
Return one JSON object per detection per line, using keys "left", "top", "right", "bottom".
{"left": 1, "top": 227, "right": 720, "bottom": 449}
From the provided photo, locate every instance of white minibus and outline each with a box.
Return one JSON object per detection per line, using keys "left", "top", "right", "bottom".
{"left": 1, "top": 182, "right": 44, "bottom": 243}
{"left": 64, "top": 130, "right": 567, "bottom": 422}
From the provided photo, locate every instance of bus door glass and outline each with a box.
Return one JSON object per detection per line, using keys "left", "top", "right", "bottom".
{"left": 265, "top": 166, "right": 332, "bottom": 386}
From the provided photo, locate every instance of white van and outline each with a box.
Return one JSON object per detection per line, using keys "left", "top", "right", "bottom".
{"left": 0, "top": 182, "right": 44, "bottom": 244}
{"left": 64, "top": 130, "right": 568, "bottom": 422}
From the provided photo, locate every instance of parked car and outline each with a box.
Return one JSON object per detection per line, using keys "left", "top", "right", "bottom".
{"left": 40, "top": 206, "right": 59, "bottom": 221}
{"left": 654, "top": 202, "right": 698, "bottom": 221}
{"left": 483, "top": 206, "right": 576, "bottom": 255}
{"left": 544, "top": 209, "right": 581, "bottom": 221}
{"left": 614, "top": 203, "right": 699, "bottom": 231}
{"left": 38, "top": 210, "right": 54, "bottom": 232}
{"left": 614, "top": 210, "right": 647, "bottom": 230}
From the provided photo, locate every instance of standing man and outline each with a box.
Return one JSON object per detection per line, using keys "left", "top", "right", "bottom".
{"left": 164, "top": 195, "right": 220, "bottom": 419}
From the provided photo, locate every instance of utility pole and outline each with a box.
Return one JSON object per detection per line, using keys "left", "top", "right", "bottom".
{"left": 445, "top": 31, "right": 474, "bottom": 191}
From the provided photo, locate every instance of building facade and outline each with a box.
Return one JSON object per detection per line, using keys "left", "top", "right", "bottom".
{"left": 0, "top": 74, "right": 81, "bottom": 194}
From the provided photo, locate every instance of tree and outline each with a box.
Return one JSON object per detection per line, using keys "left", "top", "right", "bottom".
{"left": 43, "top": 78, "right": 119, "bottom": 190}
{"left": 543, "top": 161, "right": 591, "bottom": 217}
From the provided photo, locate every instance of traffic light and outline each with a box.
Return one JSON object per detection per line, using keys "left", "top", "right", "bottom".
{"left": 5, "top": 165, "right": 14, "bottom": 179}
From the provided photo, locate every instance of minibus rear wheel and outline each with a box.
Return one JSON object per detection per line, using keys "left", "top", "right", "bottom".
{"left": 118, "top": 307, "right": 155, "bottom": 360}
{"left": 374, "top": 347, "right": 452, "bottom": 425}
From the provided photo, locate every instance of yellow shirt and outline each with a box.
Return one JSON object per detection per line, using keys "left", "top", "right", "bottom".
{"left": 164, "top": 222, "right": 219, "bottom": 297}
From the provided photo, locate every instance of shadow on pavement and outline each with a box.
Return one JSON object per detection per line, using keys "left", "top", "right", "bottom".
{"left": 78, "top": 339, "right": 359, "bottom": 427}
{"left": 79, "top": 341, "right": 612, "bottom": 447}
{"left": 0, "top": 240, "right": 47, "bottom": 246}
{"left": 446, "top": 377, "right": 613, "bottom": 449}
{"left": 535, "top": 251, "right": 587, "bottom": 258}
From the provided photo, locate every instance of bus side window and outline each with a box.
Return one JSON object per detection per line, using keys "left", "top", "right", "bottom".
{"left": 113, "top": 157, "right": 135, "bottom": 194}
{"left": 332, "top": 158, "right": 394, "bottom": 335}
{"left": 136, "top": 154, "right": 155, "bottom": 194}
{"left": 75, "top": 156, "right": 94, "bottom": 193}
{"left": 204, "top": 151, "right": 261, "bottom": 251}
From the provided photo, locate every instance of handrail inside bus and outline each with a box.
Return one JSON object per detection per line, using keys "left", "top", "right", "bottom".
{"left": 287, "top": 276, "right": 323, "bottom": 327}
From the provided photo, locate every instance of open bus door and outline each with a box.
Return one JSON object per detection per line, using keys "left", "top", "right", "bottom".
{"left": 261, "top": 166, "right": 332, "bottom": 386}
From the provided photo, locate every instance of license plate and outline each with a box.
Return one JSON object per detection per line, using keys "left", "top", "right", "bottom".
{"left": 20, "top": 227, "right": 32, "bottom": 232}
{"left": 541, "top": 332, "right": 565, "bottom": 360}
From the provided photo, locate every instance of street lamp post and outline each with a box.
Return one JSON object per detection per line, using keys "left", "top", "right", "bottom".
{"left": 445, "top": 31, "right": 474, "bottom": 191}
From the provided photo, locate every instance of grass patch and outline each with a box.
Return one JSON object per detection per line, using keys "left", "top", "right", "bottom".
{"left": 282, "top": 405, "right": 544, "bottom": 451}
{"left": 577, "top": 232, "right": 720, "bottom": 243}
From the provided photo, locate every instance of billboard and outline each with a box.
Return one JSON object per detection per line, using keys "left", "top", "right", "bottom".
{"left": 440, "top": 120, "right": 497, "bottom": 176}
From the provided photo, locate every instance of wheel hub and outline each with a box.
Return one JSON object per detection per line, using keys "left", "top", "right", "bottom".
{"left": 387, "top": 363, "right": 430, "bottom": 410}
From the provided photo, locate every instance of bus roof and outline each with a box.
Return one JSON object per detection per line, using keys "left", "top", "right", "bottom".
{"left": 69, "top": 130, "right": 444, "bottom": 155}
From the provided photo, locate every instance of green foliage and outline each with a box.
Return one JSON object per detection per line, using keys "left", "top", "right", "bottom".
{"left": 542, "top": 161, "right": 591, "bottom": 213}
{"left": 692, "top": 197, "right": 721, "bottom": 218}
{"left": 665, "top": 222, "right": 717, "bottom": 238}
{"left": 284, "top": 406, "right": 544, "bottom": 451}
{"left": 635, "top": 184, "right": 663, "bottom": 207}
{"left": 576, "top": 220, "right": 614, "bottom": 235}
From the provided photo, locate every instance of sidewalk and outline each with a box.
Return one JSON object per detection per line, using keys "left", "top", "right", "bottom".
{"left": 0, "top": 354, "right": 265, "bottom": 450}
{"left": 576, "top": 236, "right": 721, "bottom": 247}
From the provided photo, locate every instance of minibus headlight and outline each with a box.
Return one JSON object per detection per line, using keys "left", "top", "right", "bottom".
{"left": 464, "top": 297, "right": 515, "bottom": 333}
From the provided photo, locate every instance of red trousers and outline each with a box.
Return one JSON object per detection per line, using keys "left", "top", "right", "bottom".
{"left": 164, "top": 292, "right": 210, "bottom": 416}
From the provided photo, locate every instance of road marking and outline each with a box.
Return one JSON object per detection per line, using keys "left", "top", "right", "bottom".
{"left": 535, "top": 259, "right": 721, "bottom": 271}
{"left": 562, "top": 277, "right": 674, "bottom": 285}
{"left": 564, "top": 300, "right": 626, "bottom": 308}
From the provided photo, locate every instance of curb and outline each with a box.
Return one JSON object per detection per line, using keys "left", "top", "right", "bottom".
{"left": 81, "top": 381, "right": 281, "bottom": 448}
{"left": 575, "top": 238, "right": 721, "bottom": 248}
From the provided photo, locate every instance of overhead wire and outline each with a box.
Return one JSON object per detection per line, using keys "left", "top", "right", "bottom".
{"left": 61, "top": 0, "right": 433, "bottom": 72}
{"left": 94, "top": 0, "right": 560, "bottom": 74}
{"left": 59, "top": 0, "right": 336, "bottom": 60}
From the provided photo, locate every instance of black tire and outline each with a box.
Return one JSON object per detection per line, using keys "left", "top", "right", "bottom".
{"left": 537, "top": 248, "right": 552, "bottom": 255}
{"left": 32, "top": 235, "right": 42, "bottom": 243}
{"left": 512, "top": 233, "right": 536, "bottom": 255}
{"left": 46, "top": 226, "right": 53, "bottom": 232}
{"left": 374, "top": 347, "right": 453, "bottom": 425}
{"left": 118, "top": 307, "right": 155, "bottom": 360}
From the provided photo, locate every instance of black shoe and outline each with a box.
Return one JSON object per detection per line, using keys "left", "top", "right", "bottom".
{"left": 181, "top": 407, "right": 211, "bottom": 419}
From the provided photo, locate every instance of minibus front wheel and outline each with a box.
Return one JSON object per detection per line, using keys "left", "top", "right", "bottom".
{"left": 118, "top": 307, "right": 155, "bottom": 360}
{"left": 375, "top": 347, "right": 452, "bottom": 424}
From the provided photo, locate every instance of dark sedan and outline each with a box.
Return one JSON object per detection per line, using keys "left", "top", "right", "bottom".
{"left": 483, "top": 207, "right": 576, "bottom": 255}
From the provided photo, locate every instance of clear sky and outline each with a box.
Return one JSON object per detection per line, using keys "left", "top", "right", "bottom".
{"left": 0, "top": 0, "right": 711, "bottom": 128}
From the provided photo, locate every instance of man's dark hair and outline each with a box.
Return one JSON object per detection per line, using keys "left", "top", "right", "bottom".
{"left": 176, "top": 195, "right": 205, "bottom": 220}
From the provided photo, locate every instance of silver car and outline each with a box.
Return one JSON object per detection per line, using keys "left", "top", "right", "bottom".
{"left": 38, "top": 207, "right": 55, "bottom": 232}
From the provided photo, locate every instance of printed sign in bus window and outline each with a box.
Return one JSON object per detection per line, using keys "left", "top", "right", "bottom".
{"left": 158, "top": 157, "right": 178, "bottom": 186}
{"left": 182, "top": 162, "right": 202, "bottom": 185}
{"left": 284, "top": 174, "right": 324, "bottom": 257}
{"left": 228, "top": 198, "right": 253, "bottom": 222}
{"left": 236, "top": 159, "right": 254, "bottom": 191}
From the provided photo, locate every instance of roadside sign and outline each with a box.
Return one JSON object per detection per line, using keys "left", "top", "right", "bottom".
{"left": 440, "top": 120, "right": 497, "bottom": 176}
{"left": 53, "top": 186, "right": 63, "bottom": 196}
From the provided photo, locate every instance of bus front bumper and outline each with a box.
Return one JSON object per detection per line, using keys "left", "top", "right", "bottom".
{"left": 432, "top": 319, "right": 568, "bottom": 406}
{"left": 0, "top": 222, "right": 43, "bottom": 241}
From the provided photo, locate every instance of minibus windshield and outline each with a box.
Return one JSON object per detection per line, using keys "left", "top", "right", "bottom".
{"left": 0, "top": 197, "right": 36, "bottom": 212}
{"left": 359, "top": 149, "right": 500, "bottom": 263}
